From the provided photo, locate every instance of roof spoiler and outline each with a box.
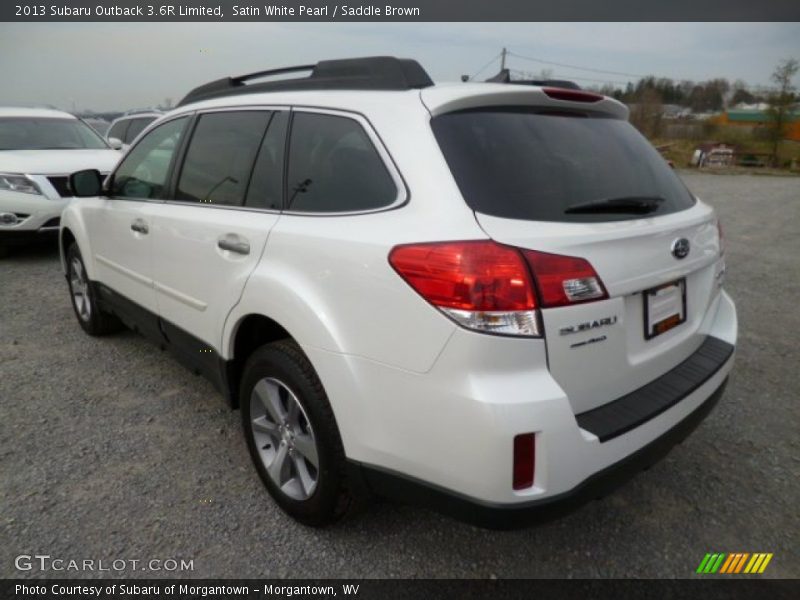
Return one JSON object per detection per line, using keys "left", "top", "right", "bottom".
{"left": 178, "top": 56, "right": 434, "bottom": 107}
{"left": 485, "top": 68, "right": 582, "bottom": 90}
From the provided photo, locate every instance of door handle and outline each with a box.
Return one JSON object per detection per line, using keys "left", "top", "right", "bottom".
{"left": 130, "top": 219, "right": 149, "bottom": 234}
{"left": 217, "top": 236, "right": 250, "bottom": 255}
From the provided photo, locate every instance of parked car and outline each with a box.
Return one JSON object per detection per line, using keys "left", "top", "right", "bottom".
{"left": 60, "top": 57, "right": 736, "bottom": 528}
{"left": 82, "top": 117, "right": 111, "bottom": 136}
{"left": 0, "top": 107, "right": 121, "bottom": 256}
{"left": 106, "top": 110, "right": 162, "bottom": 151}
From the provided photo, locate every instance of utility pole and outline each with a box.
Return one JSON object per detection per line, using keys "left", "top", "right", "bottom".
{"left": 500, "top": 47, "right": 507, "bottom": 71}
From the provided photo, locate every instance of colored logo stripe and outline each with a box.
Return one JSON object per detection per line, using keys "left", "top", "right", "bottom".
{"left": 697, "top": 553, "right": 773, "bottom": 574}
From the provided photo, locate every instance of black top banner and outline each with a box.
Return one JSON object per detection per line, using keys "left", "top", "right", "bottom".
{"left": 3, "top": 0, "right": 800, "bottom": 22}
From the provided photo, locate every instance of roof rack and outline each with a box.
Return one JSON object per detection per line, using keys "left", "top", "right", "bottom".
{"left": 178, "top": 56, "right": 434, "bottom": 107}
{"left": 485, "top": 68, "right": 582, "bottom": 90}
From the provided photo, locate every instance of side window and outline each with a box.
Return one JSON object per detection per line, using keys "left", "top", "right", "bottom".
{"left": 124, "top": 117, "right": 156, "bottom": 144}
{"left": 111, "top": 116, "right": 188, "bottom": 199}
{"left": 176, "top": 111, "right": 270, "bottom": 207}
{"left": 107, "top": 119, "right": 129, "bottom": 142}
{"left": 286, "top": 112, "right": 397, "bottom": 213}
{"left": 245, "top": 111, "right": 288, "bottom": 210}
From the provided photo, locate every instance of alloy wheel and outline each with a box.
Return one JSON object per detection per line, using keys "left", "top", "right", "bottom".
{"left": 250, "top": 377, "right": 319, "bottom": 501}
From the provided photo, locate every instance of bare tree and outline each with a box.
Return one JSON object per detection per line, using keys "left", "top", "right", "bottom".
{"left": 766, "top": 58, "right": 799, "bottom": 167}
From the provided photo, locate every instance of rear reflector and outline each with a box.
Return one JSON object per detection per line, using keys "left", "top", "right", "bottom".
{"left": 513, "top": 433, "right": 535, "bottom": 490}
{"left": 523, "top": 250, "right": 608, "bottom": 308}
{"left": 543, "top": 87, "right": 603, "bottom": 103}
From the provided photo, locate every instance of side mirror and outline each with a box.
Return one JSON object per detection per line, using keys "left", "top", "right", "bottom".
{"left": 69, "top": 169, "right": 103, "bottom": 197}
{"left": 108, "top": 137, "right": 123, "bottom": 150}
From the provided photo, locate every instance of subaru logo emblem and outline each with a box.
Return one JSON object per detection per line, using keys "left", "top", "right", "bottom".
{"left": 671, "top": 238, "right": 690, "bottom": 259}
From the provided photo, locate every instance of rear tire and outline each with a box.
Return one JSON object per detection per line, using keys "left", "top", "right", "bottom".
{"left": 66, "top": 243, "right": 123, "bottom": 336}
{"left": 240, "top": 339, "right": 364, "bottom": 526}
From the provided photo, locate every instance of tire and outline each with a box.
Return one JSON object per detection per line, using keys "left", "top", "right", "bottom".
{"left": 66, "top": 243, "right": 123, "bottom": 336}
{"left": 240, "top": 339, "right": 364, "bottom": 526}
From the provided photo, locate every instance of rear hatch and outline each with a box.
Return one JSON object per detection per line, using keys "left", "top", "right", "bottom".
{"left": 430, "top": 98, "right": 724, "bottom": 415}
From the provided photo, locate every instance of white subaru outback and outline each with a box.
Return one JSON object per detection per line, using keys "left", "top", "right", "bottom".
{"left": 0, "top": 108, "right": 120, "bottom": 256}
{"left": 60, "top": 57, "right": 736, "bottom": 528}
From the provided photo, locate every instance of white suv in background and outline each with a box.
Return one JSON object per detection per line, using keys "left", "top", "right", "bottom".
{"left": 0, "top": 107, "right": 121, "bottom": 256}
{"left": 60, "top": 57, "right": 737, "bottom": 528}
{"left": 105, "top": 110, "right": 163, "bottom": 151}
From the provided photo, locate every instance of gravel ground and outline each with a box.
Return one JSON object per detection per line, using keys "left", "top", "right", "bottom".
{"left": 1, "top": 172, "right": 798, "bottom": 579}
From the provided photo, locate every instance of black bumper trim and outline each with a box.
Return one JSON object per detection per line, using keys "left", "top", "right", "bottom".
{"left": 0, "top": 228, "right": 59, "bottom": 246}
{"left": 576, "top": 336, "right": 734, "bottom": 442}
{"left": 350, "top": 377, "right": 728, "bottom": 530}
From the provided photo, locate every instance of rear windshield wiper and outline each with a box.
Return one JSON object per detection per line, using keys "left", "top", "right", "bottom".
{"left": 564, "top": 196, "right": 665, "bottom": 215}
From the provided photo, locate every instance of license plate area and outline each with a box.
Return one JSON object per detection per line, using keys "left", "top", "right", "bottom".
{"left": 644, "top": 279, "right": 686, "bottom": 340}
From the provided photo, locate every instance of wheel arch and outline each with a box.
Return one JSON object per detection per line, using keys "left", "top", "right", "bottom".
{"left": 224, "top": 313, "right": 292, "bottom": 409}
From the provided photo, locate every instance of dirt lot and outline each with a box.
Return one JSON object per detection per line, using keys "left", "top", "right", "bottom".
{"left": 1, "top": 172, "right": 798, "bottom": 578}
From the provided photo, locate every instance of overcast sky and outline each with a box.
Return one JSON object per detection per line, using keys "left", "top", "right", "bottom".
{"left": 1, "top": 22, "right": 798, "bottom": 112}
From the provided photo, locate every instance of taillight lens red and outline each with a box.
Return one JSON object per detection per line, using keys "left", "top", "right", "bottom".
{"left": 513, "top": 433, "right": 535, "bottom": 490}
{"left": 389, "top": 241, "right": 607, "bottom": 336}
{"left": 388, "top": 241, "right": 536, "bottom": 311}
{"left": 523, "top": 250, "right": 608, "bottom": 308}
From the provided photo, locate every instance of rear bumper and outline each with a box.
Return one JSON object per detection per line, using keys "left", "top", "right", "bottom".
{"left": 351, "top": 377, "right": 728, "bottom": 529}
{"left": 307, "top": 289, "right": 736, "bottom": 517}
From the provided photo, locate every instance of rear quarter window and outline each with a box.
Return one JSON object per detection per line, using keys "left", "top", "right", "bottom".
{"left": 431, "top": 108, "right": 696, "bottom": 223}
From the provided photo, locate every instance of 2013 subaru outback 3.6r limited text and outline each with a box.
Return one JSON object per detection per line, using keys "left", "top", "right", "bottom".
{"left": 60, "top": 57, "right": 736, "bottom": 528}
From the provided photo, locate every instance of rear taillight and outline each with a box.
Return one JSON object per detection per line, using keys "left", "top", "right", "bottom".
{"left": 513, "top": 433, "right": 535, "bottom": 490}
{"left": 523, "top": 250, "right": 608, "bottom": 308}
{"left": 389, "top": 241, "right": 608, "bottom": 336}
{"left": 717, "top": 220, "right": 724, "bottom": 255}
{"left": 388, "top": 241, "right": 540, "bottom": 337}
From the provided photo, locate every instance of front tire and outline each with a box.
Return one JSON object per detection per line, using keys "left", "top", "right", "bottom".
{"left": 240, "top": 340, "right": 362, "bottom": 526}
{"left": 66, "top": 243, "right": 123, "bottom": 336}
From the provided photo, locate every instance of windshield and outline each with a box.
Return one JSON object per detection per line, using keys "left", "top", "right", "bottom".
{"left": 0, "top": 117, "right": 109, "bottom": 151}
{"left": 431, "top": 108, "right": 695, "bottom": 223}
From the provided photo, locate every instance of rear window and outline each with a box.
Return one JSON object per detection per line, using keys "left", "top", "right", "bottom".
{"left": 431, "top": 108, "right": 695, "bottom": 222}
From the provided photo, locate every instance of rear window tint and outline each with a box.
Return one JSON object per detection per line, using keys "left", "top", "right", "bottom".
{"left": 431, "top": 108, "right": 695, "bottom": 222}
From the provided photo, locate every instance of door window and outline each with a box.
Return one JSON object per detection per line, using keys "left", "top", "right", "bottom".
{"left": 107, "top": 119, "right": 129, "bottom": 142}
{"left": 286, "top": 112, "right": 397, "bottom": 213}
{"left": 124, "top": 116, "right": 157, "bottom": 144}
{"left": 176, "top": 111, "right": 271, "bottom": 207}
{"left": 245, "top": 112, "right": 288, "bottom": 210}
{"left": 110, "top": 116, "right": 188, "bottom": 199}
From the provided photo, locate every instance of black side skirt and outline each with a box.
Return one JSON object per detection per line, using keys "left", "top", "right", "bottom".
{"left": 93, "top": 282, "right": 234, "bottom": 404}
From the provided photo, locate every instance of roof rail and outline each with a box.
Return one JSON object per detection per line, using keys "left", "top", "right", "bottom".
{"left": 178, "top": 56, "right": 434, "bottom": 107}
{"left": 485, "top": 68, "right": 582, "bottom": 90}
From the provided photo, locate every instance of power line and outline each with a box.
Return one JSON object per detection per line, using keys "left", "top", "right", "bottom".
{"left": 508, "top": 50, "right": 647, "bottom": 79}
{"left": 505, "top": 49, "right": 783, "bottom": 92}
{"left": 469, "top": 52, "right": 502, "bottom": 81}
